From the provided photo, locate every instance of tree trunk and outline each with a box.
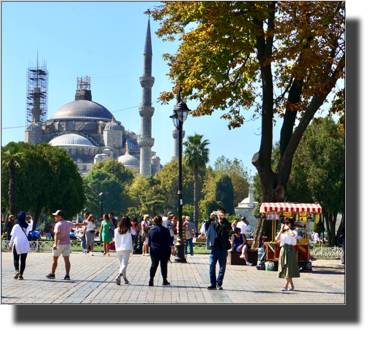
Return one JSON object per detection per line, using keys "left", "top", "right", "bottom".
{"left": 33, "top": 203, "right": 43, "bottom": 231}
{"left": 193, "top": 166, "right": 199, "bottom": 233}
{"left": 8, "top": 162, "right": 16, "bottom": 216}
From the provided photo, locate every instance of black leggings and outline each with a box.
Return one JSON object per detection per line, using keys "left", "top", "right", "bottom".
{"left": 150, "top": 249, "right": 170, "bottom": 280}
{"left": 13, "top": 246, "right": 28, "bottom": 276}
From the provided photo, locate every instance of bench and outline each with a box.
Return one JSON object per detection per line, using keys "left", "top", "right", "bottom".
{"left": 227, "top": 250, "right": 258, "bottom": 265}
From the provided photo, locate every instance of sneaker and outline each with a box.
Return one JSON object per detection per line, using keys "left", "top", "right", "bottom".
{"left": 18, "top": 275, "right": 24, "bottom": 280}
{"left": 14, "top": 271, "right": 20, "bottom": 279}
{"left": 246, "top": 262, "right": 253, "bottom": 266}
{"left": 124, "top": 279, "right": 129, "bottom": 285}
{"left": 162, "top": 280, "right": 170, "bottom": 286}
{"left": 207, "top": 285, "right": 217, "bottom": 290}
{"left": 116, "top": 276, "right": 121, "bottom": 285}
{"left": 83, "top": 250, "right": 87, "bottom": 254}
{"left": 149, "top": 279, "right": 154, "bottom": 286}
{"left": 239, "top": 255, "right": 245, "bottom": 259}
{"left": 216, "top": 285, "right": 223, "bottom": 290}
{"left": 63, "top": 275, "right": 70, "bottom": 281}
{"left": 46, "top": 273, "right": 55, "bottom": 279}
{"left": 90, "top": 253, "right": 94, "bottom": 256}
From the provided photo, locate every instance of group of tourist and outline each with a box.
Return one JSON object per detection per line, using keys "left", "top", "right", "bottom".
{"left": 6, "top": 208, "right": 303, "bottom": 291}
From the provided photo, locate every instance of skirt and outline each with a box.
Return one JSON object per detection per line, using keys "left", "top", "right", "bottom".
{"left": 86, "top": 230, "right": 95, "bottom": 244}
{"left": 278, "top": 244, "right": 300, "bottom": 279}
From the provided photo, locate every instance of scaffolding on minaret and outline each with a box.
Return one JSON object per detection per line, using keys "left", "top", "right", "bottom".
{"left": 25, "top": 52, "right": 48, "bottom": 129}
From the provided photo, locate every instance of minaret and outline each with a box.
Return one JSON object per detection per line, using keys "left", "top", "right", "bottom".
{"left": 172, "top": 129, "right": 185, "bottom": 161}
{"left": 137, "top": 17, "right": 155, "bottom": 176}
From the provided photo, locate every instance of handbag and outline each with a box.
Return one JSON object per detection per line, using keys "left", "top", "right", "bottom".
{"left": 109, "top": 240, "right": 115, "bottom": 250}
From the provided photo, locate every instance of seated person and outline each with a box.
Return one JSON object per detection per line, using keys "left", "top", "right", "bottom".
{"left": 231, "top": 227, "right": 252, "bottom": 266}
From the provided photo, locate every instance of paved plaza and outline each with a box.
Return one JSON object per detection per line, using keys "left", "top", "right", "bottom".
{"left": 1, "top": 251, "right": 345, "bottom": 304}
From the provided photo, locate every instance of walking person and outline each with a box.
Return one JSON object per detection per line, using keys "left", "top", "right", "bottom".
{"left": 184, "top": 216, "right": 195, "bottom": 256}
{"left": 148, "top": 215, "right": 175, "bottom": 286}
{"left": 141, "top": 214, "right": 151, "bottom": 256}
{"left": 114, "top": 216, "right": 137, "bottom": 285}
{"left": 8, "top": 212, "right": 33, "bottom": 280}
{"left": 46, "top": 210, "right": 88, "bottom": 281}
{"left": 275, "top": 219, "right": 300, "bottom": 291}
{"left": 100, "top": 214, "right": 112, "bottom": 256}
{"left": 109, "top": 212, "right": 116, "bottom": 240}
{"left": 83, "top": 214, "right": 96, "bottom": 256}
{"left": 206, "top": 208, "right": 232, "bottom": 290}
{"left": 338, "top": 227, "right": 345, "bottom": 265}
{"left": 131, "top": 217, "right": 140, "bottom": 252}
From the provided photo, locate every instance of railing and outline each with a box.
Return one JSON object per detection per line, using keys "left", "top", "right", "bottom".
{"left": 310, "top": 247, "right": 342, "bottom": 259}
{"left": 1, "top": 240, "right": 106, "bottom": 252}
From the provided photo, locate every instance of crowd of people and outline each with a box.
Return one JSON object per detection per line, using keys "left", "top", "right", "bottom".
{"left": 4, "top": 208, "right": 345, "bottom": 292}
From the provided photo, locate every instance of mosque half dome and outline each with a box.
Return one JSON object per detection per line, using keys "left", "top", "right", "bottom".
{"left": 105, "top": 121, "right": 123, "bottom": 130}
{"left": 51, "top": 100, "right": 114, "bottom": 121}
{"left": 26, "top": 123, "right": 42, "bottom": 131}
{"left": 49, "top": 133, "right": 95, "bottom": 147}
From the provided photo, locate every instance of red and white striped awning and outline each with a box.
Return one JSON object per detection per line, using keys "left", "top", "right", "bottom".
{"left": 259, "top": 202, "right": 322, "bottom": 213}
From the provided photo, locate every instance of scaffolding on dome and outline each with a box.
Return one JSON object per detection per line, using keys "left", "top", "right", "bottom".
{"left": 77, "top": 75, "right": 91, "bottom": 90}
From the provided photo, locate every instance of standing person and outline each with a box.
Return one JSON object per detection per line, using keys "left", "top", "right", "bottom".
{"left": 275, "top": 219, "right": 300, "bottom": 291}
{"left": 237, "top": 217, "right": 251, "bottom": 238}
{"left": 6, "top": 214, "right": 15, "bottom": 241}
{"left": 172, "top": 216, "right": 178, "bottom": 241}
{"left": 231, "top": 227, "right": 252, "bottom": 266}
{"left": 45, "top": 222, "right": 52, "bottom": 240}
{"left": 131, "top": 217, "right": 140, "bottom": 252}
{"left": 206, "top": 208, "right": 232, "bottom": 290}
{"left": 100, "top": 214, "right": 112, "bottom": 256}
{"left": 184, "top": 216, "right": 196, "bottom": 256}
{"left": 141, "top": 214, "right": 151, "bottom": 256}
{"left": 162, "top": 212, "right": 175, "bottom": 244}
{"left": 83, "top": 214, "right": 96, "bottom": 256}
{"left": 8, "top": 212, "right": 33, "bottom": 280}
{"left": 338, "top": 227, "right": 345, "bottom": 265}
{"left": 148, "top": 215, "right": 175, "bottom": 286}
{"left": 109, "top": 212, "right": 116, "bottom": 240}
{"left": 46, "top": 210, "right": 88, "bottom": 281}
{"left": 114, "top": 216, "right": 137, "bottom": 285}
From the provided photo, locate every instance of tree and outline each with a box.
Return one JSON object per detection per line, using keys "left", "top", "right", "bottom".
{"left": 286, "top": 117, "right": 345, "bottom": 246}
{"left": 84, "top": 170, "right": 129, "bottom": 218}
{"left": 148, "top": 1, "right": 345, "bottom": 246}
{"left": 1, "top": 142, "right": 86, "bottom": 228}
{"left": 90, "top": 159, "right": 135, "bottom": 186}
{"left": 183, "top": 133, "right": 210, "bottom": 232}
{"left": 1, "top": 143, "right": 25, "bottom": 215}
{"left": 215, "top": 175, "right": 234, "bottom": 215}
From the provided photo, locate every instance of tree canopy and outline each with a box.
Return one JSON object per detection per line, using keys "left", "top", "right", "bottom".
{"left": 1, "top": 142, "right": 85, "bottom": 227}
{"left": 215, "top": 175, "right": 234, "bottom": 215}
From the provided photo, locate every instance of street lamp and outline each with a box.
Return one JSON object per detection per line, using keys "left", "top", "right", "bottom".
{"left": 99, "top": 192, "right": 105, "bottom": 220}
{"left": 170, "top": 87, "right": 191, "bottom": 263}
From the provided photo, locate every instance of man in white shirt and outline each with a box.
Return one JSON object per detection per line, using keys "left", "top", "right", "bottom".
{"left": 237, "top": 217, "right": 251, "bottom": 237}
{"left": 162, "top": 212, "right": 175, "bottom": 244}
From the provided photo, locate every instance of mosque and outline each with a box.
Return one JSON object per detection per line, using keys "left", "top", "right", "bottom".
{"left": 24, "top": 19, "right": 164, "bottom": 177}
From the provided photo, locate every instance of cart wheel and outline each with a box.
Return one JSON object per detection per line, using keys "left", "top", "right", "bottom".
{"left": 298, "top": 254, "right": 307, "bottom": 271}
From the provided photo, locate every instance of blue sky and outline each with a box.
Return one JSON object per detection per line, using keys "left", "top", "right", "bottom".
{"left": 1, "top": 1, "right": 340, "bottom": 180}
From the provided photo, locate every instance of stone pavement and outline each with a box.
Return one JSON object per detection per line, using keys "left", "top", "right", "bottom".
{"left": 1, "top": 251, "right": 345, "bottom": 304}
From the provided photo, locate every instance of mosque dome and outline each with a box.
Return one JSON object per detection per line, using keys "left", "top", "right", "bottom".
{"left": 51, "top": 100, "right": 114, "bottom": 120}
{"left": 49, "top": 133, "right": 95, "bottom": 147}
{"left": 118, "top": 154, "right": 140, "bottom": 167}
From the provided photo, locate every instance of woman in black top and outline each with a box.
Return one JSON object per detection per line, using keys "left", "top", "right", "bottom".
{"left": 148, "top": 216, "right": 175, "bottom": 286}
{"left": 6, "top": 215, "right": 15, "bottom": 241}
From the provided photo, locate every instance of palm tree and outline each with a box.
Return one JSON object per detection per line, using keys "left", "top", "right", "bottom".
{"left": 183, "top": 134, "right": 210, "bottom": 233}
{"left": 1, "top": 145, "right": 25, "bottom": 215}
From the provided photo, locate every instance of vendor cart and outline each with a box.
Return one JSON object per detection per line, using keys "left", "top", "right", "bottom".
{"left": 259, "top": 202, "right": 322, "bottom": 271}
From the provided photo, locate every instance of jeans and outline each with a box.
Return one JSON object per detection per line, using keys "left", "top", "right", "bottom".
{"left": 45, "top": 232, "right": 51, "bottom": 239}
{"left": 185, "top": 238, "right": 193, "bottom": 255}
{"left": 209, "top": 248, "right": 228, "bottom": 286}
{"left": 81, "top": 236, "right": 87, "bottom": 251}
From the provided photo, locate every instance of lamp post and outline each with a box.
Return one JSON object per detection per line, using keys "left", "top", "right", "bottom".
{"left": 99, "top": 192, "right": 105, "bottom": 220}
{"left": 170, "top": 87, "right": 191, "bottom": 263}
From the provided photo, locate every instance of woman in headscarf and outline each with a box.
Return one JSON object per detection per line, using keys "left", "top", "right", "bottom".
{"left": 8, "top": 212, "right": 34, "bottom": 280}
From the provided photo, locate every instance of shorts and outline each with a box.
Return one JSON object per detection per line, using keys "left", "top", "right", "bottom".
{"left": 53, "top": 244, "right": 71, "bottom": 257}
